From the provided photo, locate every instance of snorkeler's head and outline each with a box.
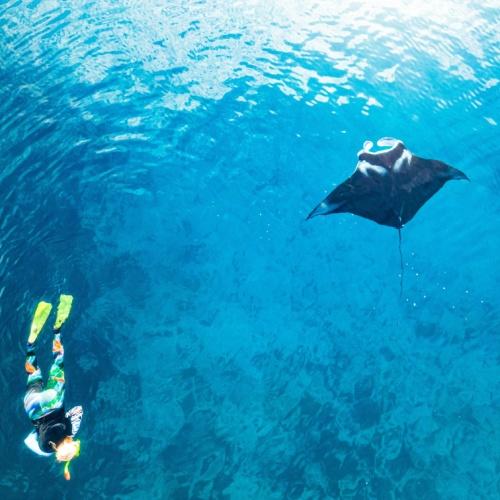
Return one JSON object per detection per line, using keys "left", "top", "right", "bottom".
{"left": 51, "top": 437, "right": 81, "bottom": 479}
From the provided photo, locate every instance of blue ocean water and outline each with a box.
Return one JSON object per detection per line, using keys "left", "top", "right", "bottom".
{"left": 0, "top": 0, "right": 499, "bottom": 498}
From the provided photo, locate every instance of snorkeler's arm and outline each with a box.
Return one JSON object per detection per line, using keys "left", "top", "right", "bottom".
{"left": 66, "top": 406, "right": 83, "bottom": 436}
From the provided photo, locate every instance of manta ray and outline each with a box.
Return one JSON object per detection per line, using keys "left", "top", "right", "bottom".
{"left": 307, "top": 137, "right": 469, "bottom": 293}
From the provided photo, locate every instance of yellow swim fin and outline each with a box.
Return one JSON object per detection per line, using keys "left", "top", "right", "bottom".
{"left": 28, "top": 301, "right": 53, "bottom": 344}
{"left": 54, "top": 294, "right": 74, "bottom": 331}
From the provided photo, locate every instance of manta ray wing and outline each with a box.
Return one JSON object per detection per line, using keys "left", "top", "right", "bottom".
{"left": 307, "top": 169, "right": 397, "bottom": 226}
{"left": 398, "top": 156, "right": 469, "bottom": 225}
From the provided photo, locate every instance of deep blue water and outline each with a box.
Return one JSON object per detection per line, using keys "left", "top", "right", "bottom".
{"left": 1, "top": 1, "right": 499, "bottom": 498}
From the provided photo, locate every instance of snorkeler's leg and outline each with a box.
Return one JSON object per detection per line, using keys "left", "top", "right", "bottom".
{"left": 24, "top": 301, "right": 52, "bottom": 418}
{"left": 25, "top": 300, "right": 53, "bottom": 378}
{"left": 46, "top": 294, "right": 73, "bottom": 398}
{"left": 25, "top": 334, "right": 65, "bottom": 418}
{"left": 46, "top": 331, "right": 65, "bottom": 408}
{"left": 24, "top": 345, "right": 46, "bottom": 420}
{"left": 24, "top": 341, "right": 48, "bottom": 419}
{"left": 24, "top": 342, "right": 42, "bottom": 389}
{"left": 46, "top": 294, "right": 73, "bottom": 400}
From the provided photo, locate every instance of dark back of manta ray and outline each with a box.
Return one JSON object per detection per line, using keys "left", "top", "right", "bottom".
{"left": 307, "top": 147, "right": 469, "bottom": 229}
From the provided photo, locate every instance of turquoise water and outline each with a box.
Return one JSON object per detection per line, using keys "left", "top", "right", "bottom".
{"left": 1, "top": 0, "right": 499, "bottom": 498}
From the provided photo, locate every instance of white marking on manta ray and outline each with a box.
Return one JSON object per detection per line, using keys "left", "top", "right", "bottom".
{"left": 393, "top": 148, "right": 413, "bottom": 172}
{"left": 356, "top": 137, "right": 413, "bottom": 174}
{"left": 321, "top": 200, "right": 343, "bottom": 212}
{"left": 357, "top": 160, "right": 387, "bottom": 176}
{"left": 377, "top": 137, "right": 399, "bottom": 148}
{"left": 357, "top": 137, "right": 402, "bottom": 159}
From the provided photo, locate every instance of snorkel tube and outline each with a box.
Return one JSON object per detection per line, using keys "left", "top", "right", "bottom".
{"left": 62, "top": 439, "right": 81, "bottom": 480}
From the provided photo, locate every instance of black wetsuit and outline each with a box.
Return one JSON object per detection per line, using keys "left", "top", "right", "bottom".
{"left": 33, "top": 408, "right": 73, "bottom": 453}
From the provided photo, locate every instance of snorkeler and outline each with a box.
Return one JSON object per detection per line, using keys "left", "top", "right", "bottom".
{"left": 23, "top": 295, "right": 83, "bottom": 480}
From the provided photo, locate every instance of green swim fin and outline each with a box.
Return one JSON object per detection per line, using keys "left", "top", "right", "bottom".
{"left": 54, "top": 294, "right": 74, "bottom": 331}
{"left": 28, "top": 301, "right": 53, "bottom": 344}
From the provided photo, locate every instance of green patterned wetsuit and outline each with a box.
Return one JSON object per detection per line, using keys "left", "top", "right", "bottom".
{"left": 24, "top": 331, "right": 65, "bottom": 421}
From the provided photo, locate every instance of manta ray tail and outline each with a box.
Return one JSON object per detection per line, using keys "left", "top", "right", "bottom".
{"left": 398, "top": 228, "right": 404, "bottom": 298}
